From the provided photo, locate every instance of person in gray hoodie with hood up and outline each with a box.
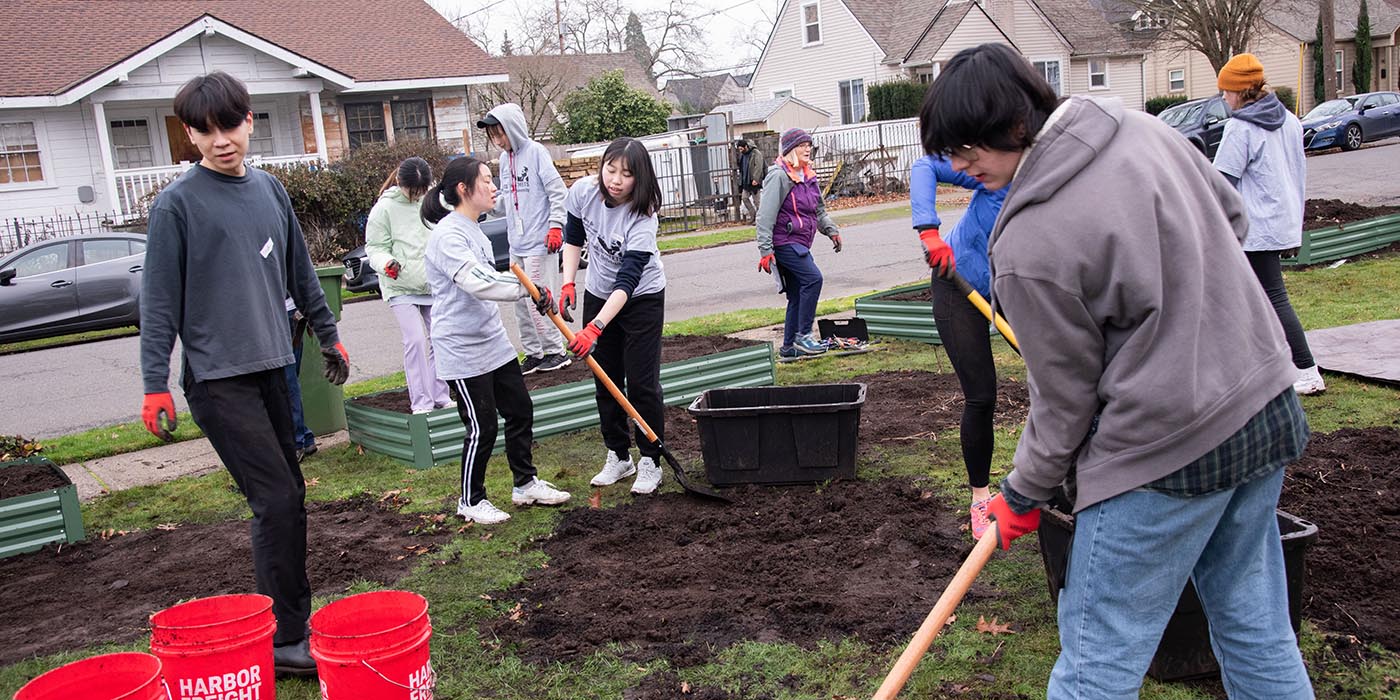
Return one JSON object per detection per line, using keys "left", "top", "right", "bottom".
{"left": 479, "top": 103, "right": 572, "bottom": 374}
{"left": 920, "top": 44, "right": 1314, "bottom": 699}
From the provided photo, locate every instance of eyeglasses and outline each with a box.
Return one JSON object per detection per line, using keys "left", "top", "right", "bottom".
{"left": 948, "top": 145, "right": 980, "bottom": 163}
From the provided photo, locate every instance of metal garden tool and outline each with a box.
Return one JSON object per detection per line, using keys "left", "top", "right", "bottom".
{"left": 509, "top": 264, "right": 731, "bottom": 504}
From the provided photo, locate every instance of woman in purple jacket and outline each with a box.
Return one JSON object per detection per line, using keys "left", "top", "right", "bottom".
{"left": 754, "top": 128, "right": 843, "bottom": 359}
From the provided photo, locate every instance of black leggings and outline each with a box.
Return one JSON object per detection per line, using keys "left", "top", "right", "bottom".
{"left": 930, "top": 274, "right": 996, "bottom": 489}
{"left": 584, "top": 289, "right": 666, "bottom": 460}
{"left": 1246, "top": 250, "right": 1314, "bottom": 369}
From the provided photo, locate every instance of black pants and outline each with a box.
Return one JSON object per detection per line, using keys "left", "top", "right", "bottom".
{"left": 449, "top": 359, "right": 537, "bottom": 506}
{"left": 930, "top": 274, "right": 996, "bottom": 489}
{"left": 583, "top": 290, "right": 665, "bottom": 460}
{"left": 1246, "top": 250, "right": 1315, "bottom": 369}
{"left": 182, "top": 366, "right": 309, "bottom": 645}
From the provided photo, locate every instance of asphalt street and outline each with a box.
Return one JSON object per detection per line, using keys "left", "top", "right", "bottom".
{"left": 4, "top": 137, "right": 1396, "bottom": 438}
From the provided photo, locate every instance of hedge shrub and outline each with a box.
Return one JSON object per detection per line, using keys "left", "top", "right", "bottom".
{"left": 1274, "top": 86, "right": 1297, "bottom": 114}
{"left": 867, "top": 80, "right": 927, "bottom": 121}
{"left": 1145, "top": 94, "right": 1190, "bottom": 115}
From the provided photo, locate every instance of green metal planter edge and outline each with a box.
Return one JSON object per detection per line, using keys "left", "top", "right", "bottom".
{"left": 1286, "top": 213, "right": 1400, "bottom": 266}
{"left": 855, "top": 283, "right": 942, "bottom": 345}
{"left": 0, "top": 456, "right": 85, "bottom": 559}
{"left": 346, "top": 342, "right": 777, "bottom": 468}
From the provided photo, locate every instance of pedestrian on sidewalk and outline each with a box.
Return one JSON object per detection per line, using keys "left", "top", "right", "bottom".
{"left": 365, "top": 157, "right": 453, "bottom": 414}
{"left": 422, "top": 156, "right": 571, "bottom": 525}
{"left": 480, "top": 103, "right": 572, "bottom": 376}
{"left": 908, "top": 152, "right": 1008, "bottom": 538}
{"left": 139, "top": 71, "right": 350, "bottom": 679}
{"left": 1212, "top": 54, "right": 1325, "bottom": 396}
{"left": 559, "top": 137, "right": 668, "bottom": 495}
{"left": 734, "top": 138, "right": 766, "bottom": 222}
{"left": 921, "top": 43, "right": 1313, "bottom": 698}
{"left": 755, "top": 128, "right": 843, "bottom": 359}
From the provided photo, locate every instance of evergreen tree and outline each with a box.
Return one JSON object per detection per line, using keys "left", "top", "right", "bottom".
{"left": 624, "top": 12, "right": 653, "bottom": 79}
{"left": 1314, "top": 17, "right": 1326, "bottom": 105}
{"left": 1353, "top": 0, "right": 1373, "bottom": 92}
{"left": 501, "top": 30, "right": 515, "bottom": 57}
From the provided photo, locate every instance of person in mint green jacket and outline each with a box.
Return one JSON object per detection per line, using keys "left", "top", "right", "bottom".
{"left": 365, "top": 157, "right": 451, "bottom": 413}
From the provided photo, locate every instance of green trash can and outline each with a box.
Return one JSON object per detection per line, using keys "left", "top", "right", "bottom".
{"left": 297, "top": 265, "right": 348, "bottom": 435}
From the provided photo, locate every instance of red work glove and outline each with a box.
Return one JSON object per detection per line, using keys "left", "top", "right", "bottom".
{"left": 985, "top": 493, "right": 1041, "bottom": 550}
{"left": 322, "top": 342, "right": 350, "bottom": 385}
{"left": 920, "top": 228, "right": 955, "bottom": 278}
{"left": 383, "top": 259, "right": 401, "bottom": 280}
{"left": 831, "top": 234, "right": 843, "bottom": 253}
{"left": 758, "top": 254, "right": 775, "bottom": 273}
{"left": 559, "top": 282, "right": 577, "bottom": 323}
{"left": 569, "top": 322, "right": 603, "bottom": 358}
{"left": 546, "top": 227, "right": 563, "bottom": 254}
{"left": 142, "top": 392, "right": 177, "bottom": 442}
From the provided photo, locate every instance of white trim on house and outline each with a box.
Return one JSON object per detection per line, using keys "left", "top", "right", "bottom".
{"left": 1089, "top": 58, "right": 1110, "bottom": 90}
{"left": 772, "top": 85, "right": 796, "bottom": 98}
{"left": 0, "top": 117, "right": 56, "bottom": 192}
{"left": 1168, "top": 67, "right": 1186, "bottom": 92}
{"left": 1031, "top": 56, "right": 1064, "bottom": 96}
{"left": 341, "top": 74, "right": 510, "bottom": 93}
{"left": 0, "top": 16, "right": 354, "bottom": 108}
{"left": 92, "top": 78, "right": 327, "bottom": 104}
{"left": 801, "top": 0, "right": 824, "bottom": 46}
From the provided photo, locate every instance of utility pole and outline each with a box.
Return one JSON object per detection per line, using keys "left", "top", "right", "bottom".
{"left": 1320, "top": 0, "right": 1336, "bottom": 98}
{"left": 555, "top": 0, "right": 565, "bottom": 53}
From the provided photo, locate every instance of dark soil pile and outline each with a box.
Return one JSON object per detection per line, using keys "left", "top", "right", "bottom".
{"left": 1304, "top": 199, "right": 1400, "bottom": 230}
{"left": 353, "top": 335, "right": 759, "bottom": 413}
{"left": 0, "top": 498, "right": 453, "bottom": 665}
{"left": 884, "top": 287, "right": 932, "bottom": 303}
{"left": 1278, "top": 426, "right": 1400, "bottom": 657}
{"left": 854, "top": 370, "right": 1029, "bottom": 445}
{"left": 0, "top": 462, "right": 67, "bottom": 499}
{"left": 484, "top": 479, "right": 987, "bottom": 668}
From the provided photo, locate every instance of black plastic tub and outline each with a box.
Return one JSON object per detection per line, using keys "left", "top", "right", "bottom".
{"left": 686, "top": 383, "right": 866, "bottom": 486}
{"left": 1037, "top": 502, "right": 1318, "bottom": 682}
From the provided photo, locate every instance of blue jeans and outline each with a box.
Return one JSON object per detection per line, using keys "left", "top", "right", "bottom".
{"left": 1049, "top": 467, "right": 1312, "bottom": 700}
{"left": 773, "top": 243, "right": 823, "bottom": 347}
{"left": 284, "top": 311, "right": 316, "bottom": 450}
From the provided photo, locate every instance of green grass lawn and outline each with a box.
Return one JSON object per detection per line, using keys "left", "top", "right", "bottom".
{"left": 657, "top": 203, "right": 912, "bottom": 254}
{"left": 0, "top": 326, "right": 139, "bottom": 355}
{"left": 4, "top": 257, "right": 1398, "bottom": 698}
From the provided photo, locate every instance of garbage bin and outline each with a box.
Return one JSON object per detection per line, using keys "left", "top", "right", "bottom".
{"left": 297, "top": 266, "right": 347, "bottom": 435}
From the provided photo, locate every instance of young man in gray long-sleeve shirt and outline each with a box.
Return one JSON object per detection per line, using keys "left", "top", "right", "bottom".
{"left": 138, "top": 72, "right": 350, "bottom": 679}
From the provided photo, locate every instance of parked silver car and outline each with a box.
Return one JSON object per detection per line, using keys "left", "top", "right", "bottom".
{"left": 0, "top": 233, "right": 147, "bottom": 343}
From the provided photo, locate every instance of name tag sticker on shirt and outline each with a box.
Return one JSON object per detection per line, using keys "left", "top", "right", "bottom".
{"left": 260, "top": 237, "right": 274, "bottom": 258}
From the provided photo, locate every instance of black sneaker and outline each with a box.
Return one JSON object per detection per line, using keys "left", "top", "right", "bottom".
{"left": 520, "top": 356, "right": 545, "bottom": 375}
{"left": 537, "top": 353, "right": 572, "bottom": 372}
{"left": 778, "top": 345, "right": 800, "bottom": 359}
{"left": 273, "top": 639, "right": 317, "bottom": 678}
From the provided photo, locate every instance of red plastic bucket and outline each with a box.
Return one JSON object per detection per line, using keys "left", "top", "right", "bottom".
{"left": 14, "top": 652, "right": 167, "bottom": 700}
{"left": 310, "top": 591, "right": 433, "bottom": 700}
{"left": 148, "top": 594, "right": 275, "bottom": 700}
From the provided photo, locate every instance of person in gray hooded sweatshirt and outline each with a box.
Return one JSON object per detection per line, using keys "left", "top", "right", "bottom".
{"left": 1213, "top": 54, "right": 1324, "bottom": 396}
{"left": 479, "top": 103, "right": 571, "bottom": 374}
{"left": 921, "top": 44, "right": 1313, "bottom": 699}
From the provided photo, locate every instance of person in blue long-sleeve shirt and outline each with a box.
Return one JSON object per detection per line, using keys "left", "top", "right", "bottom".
{"left": 909, "top": 154, "right": 1008, "bottom": 539}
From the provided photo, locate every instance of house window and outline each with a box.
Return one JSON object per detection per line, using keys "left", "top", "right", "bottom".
{"left": 801, "top": 1, "right": 821, "bottom": 45}
{"left": 346, "top": 102, "right": 387, "bottom": 149}
{"left": 249, "top": 112, "right": 275, "bottom": 157}
{"left": 0, "top": 121, "right": 45, "bottom": 185}
{"left": 1335, "top": 50, "right": 1344, "bottom": 93}
{"left": 110, "top": 119, "right": 154, "bottom": 169}
{"left": 772, "top": 88, "right": 794, "bottom": 98}
{"left": 1133, "top": 10, "right": 1166, "bottom": 30}
{"left": 391, "top": 100, "right": 431, "bottom": 142}
{"left": 1089, "top": 60, "right": 1109, "bottom": 89}
{"left": 839, "top": 79, "right": 866, "bottom": 123}
{"left": 1168, "top": 68, "right": 1185, "bottom": 92}
{"left": 1033, "top": 60, "right": 1063, "bottom": 96}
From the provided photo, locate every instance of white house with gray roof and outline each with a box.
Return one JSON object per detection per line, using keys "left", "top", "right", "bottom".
{"left": 710, "top": 96, "right": 832, "bottom": 136}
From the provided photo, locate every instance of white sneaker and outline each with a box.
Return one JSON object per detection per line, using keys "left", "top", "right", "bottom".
{"left": 1294, "top": 365, "right": 1326, "bottom": 396}
{"left": 631, "top": 457, "right": 663, "bottom": 495}
{"left": 456, "top": 498, "right": 511, "bottom": 524}
{"left": 591, "top": 452, "right": 636, "bottom": 486}
{"left": 512, "top": 477, "right": 572, "bottom": 505}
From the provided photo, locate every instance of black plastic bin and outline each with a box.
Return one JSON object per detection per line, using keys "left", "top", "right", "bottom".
{"left": 817, "top": 318, "right": 868, "bottom": 342}
{"left": 1037, "top": 502, "right": 1318, "bottom": 682}
{"left": 686, "top": 383, "right": 866, "bottom": 486}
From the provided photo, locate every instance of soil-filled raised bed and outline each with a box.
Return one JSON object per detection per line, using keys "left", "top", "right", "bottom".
{"left": 854, "top": 282, "right": 942, "bottom": 344}
{"left": 0, "top": 457, "right": 84, "bottom": 560}
{"left": 1291, "top": 199, "right": 1400, "bottom": 266}
{"left": 346, "top": 335, "right": 774, "bottom": 468}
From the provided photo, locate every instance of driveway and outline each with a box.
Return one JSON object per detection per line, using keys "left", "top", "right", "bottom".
{"left": 1304, "top": 137, "right": 1400, "bottom": 206}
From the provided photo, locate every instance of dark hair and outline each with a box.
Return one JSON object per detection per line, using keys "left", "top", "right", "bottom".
{"left": 599, "top": 137, "right": 661, "bottom": 217}
{"left": 173, "top": 72, "right": 252, "bottom": 132}
{"left": 918, "top": 43, "right": 1062, "bottom": 157}
{"left": 380, "top": 157, "right": 433, "bottom": 199}
{"left": 420, "top": 156, "right": 488, "bottom": 226}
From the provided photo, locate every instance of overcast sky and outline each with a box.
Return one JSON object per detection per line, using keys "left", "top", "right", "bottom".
{"left": 432, "top": 0, "right": 783, "bottom": 79}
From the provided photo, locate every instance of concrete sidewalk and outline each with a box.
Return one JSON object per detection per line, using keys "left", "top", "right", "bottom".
{"left": 60, "top": 430, "right": 350, "bottom": 501}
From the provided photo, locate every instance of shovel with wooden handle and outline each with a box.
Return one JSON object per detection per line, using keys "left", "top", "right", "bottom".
{"left": 509, "top": 264, "right": 732, "bottom": 504}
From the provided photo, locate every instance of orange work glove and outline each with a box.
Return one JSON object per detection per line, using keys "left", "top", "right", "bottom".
{"left": 141, "top": 392, "right": 177, "bottom": 442}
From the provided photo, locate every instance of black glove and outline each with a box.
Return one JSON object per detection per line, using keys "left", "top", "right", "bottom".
{"left": 534, "top": 287, "right": 554, "bottom": 316}
{"left": 322, "top": 342, "right": 350, "bottom": 386}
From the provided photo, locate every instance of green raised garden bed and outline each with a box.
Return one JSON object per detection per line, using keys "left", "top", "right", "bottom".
{"left": 1286, "top": 214, "right": 1400, "bottom": 266}
{"left": 0, "top": 457, "right": 85, "bottom": 559}
{"left": 854, "top": 284, "right": 940, "bottom": 344}
{"left": 346, "top": 342, "right": 776, "bottom": 468}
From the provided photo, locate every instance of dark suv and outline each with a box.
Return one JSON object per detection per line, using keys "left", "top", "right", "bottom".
{"left": 1157, "top": 96, "right": 1230, "bottom": 159}
{"left": 343, "top": 214, "right": 512, "bottom": 295}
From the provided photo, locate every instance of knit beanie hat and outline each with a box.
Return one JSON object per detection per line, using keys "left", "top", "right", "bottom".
{"left": 780, "top": 128, "right": 813, "bottom": 155}
{"left": 1217, "top": 54, "right": 1265, "bottom": 91}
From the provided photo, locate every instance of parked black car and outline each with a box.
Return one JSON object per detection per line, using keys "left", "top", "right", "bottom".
{"left": 1157, "top": 96, "right": 1230, "bottom": 158}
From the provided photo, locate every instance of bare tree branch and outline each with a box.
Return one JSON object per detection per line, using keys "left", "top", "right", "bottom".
{"left": 1122, "top": 0, "right": 1308, "bottom": 74}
